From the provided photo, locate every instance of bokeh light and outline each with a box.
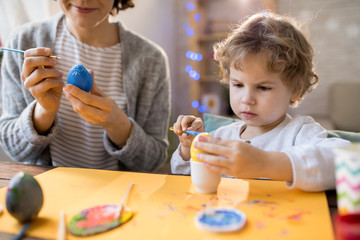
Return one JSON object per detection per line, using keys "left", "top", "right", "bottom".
{"left": 194, "top": 13, "right": 201, "bottom": 22}
{"left": 189, "top": 70, "right": 197, "bottom": 79}
{"left": 185, "top": 65, "right": 192, "bottom": 73}
{"left": 193, "top": 73, "right": 200, "bottom": 80}
{"left": 192, "top": 100, "right": 200, "bottom": 108}
{"left": 186, "top": 2, "right": 195, "bottom": 11}
{"left": 186, "top": 28, "right": 194, "bottom": 36}
{"left": 198, "top": 105, "right": 206, "bottom": 113}
{"left": 183, "top": 22, "right": 190, "bottom": 30}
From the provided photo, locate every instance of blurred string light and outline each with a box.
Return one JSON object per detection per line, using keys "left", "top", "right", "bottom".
{"left": 186, "top": 2, "right": 195, "bottom": 11}
{"left": 192, "top": 100, "right": 199, "bottom": 108}
{"left": 194, "top": 13, "right": 201, "bottom": 22}
{"left": 186, "top": 50, "right": 202, "bottom": 61}
{"left": 198, "top": 105, "right": 206, "bottom": 113}
{"left": 187, "top": 28, "right": 194, "bottom": 36}
{"left": 185, "top": 65, "right": 200, "bottom": 80}
{"left": 185, "top": 0, "right": 206, "bottom": 113}
{"left": 183, "top": 23, "right": 190, "bottom": 30}
{"left": 183, "top": 23, "right": 194, "bottom": 36}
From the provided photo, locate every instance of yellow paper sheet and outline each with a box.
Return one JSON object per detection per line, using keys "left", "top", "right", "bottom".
{"left": 0, "top": 167, "right": 334, "bottom": 239}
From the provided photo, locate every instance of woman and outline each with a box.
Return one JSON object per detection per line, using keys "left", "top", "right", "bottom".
{"left": 0, "top": 0, "right": 171, "bottom": 172}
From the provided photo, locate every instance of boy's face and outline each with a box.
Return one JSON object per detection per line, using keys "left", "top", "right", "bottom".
{"left": 229, "top": 55, "right": 297, "bottom": 131}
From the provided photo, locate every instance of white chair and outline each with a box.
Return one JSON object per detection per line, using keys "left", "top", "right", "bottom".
{"left": 329, "top": 82, "right": 360, "bottom": 132}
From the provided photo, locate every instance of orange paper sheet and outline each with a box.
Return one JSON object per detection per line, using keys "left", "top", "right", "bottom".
{"left": 0, "top": 167, "right": 334, "bottom": 239}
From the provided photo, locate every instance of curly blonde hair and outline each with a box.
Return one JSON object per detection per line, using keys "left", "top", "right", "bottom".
{"left": 213, "top": 12, "right": 318, "bottom": 105}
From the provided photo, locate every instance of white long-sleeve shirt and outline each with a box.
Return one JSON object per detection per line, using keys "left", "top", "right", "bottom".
{"left": 171, "top": 114, "right": 350, "bottom": 192}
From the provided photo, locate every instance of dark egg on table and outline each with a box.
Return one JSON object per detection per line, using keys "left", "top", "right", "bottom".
{"left": 5, "top": 172, "right": 44, "bottom": 223}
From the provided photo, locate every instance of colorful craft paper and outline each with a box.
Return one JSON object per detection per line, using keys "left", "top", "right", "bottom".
{"left": 0, "top": 167, "right": 334, "bottom": 239}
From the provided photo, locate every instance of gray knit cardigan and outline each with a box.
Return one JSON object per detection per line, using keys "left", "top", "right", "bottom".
{"left": 0, "top": 13, "right": 171, "bottom": 172}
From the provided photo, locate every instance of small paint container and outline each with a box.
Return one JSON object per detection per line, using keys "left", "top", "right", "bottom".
{"left": 194, "top": 207, "right": 246, "bottom": 233}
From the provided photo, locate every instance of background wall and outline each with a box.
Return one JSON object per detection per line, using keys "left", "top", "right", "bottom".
{"left": 174, "top": 0, "right": 360, "bottom": 131}
{"left": 110, "top": 0, "right": 178, "bottom": 122}
{"left": 277, "top": 0, "right": 360, "bottom": 129}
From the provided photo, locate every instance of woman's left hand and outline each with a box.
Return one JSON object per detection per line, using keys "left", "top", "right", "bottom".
{"left": 63, "top": 70, "right": 131, "bottom": 147}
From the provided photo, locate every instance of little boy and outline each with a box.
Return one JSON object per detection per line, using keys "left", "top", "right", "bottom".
{"left": 170, "top": 12, "right": 349, "bottom": 192}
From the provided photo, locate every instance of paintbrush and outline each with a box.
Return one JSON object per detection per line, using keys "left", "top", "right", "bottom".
{"left": 57, "top": 210, "right": 66, "bottom": 240}
{"left": 114, "top": 182, "right": 133, "bottom": 220}
{"left": 12, "top": 222, "right": 30, "bottom": 240}
{"left": 1, "top": 47, "right": 61, "bottom": 59}
{"left": 169, "top": 126, "right": 201, "bottom": 136}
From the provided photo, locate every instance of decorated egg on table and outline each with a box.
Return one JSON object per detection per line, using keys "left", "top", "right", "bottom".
{"left": 190, "top": 132, "right": 212, "bottom": 162}
{"left": 67, "top": 64, "right": 93, "bottom": 92}
{"left": 68, "top": 204, "right": 133, "bottom": 236}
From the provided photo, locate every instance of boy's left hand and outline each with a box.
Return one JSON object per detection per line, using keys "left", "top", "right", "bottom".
{"left": 193, "top": 136, "right": 267, "bottom": 178}
{"left": 194, "top": 136, "right": 293, "bottom": 181}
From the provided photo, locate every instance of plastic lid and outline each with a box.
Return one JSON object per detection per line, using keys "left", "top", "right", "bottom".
{"left": 194, "top": 207, "right": 246, "bottom": 233}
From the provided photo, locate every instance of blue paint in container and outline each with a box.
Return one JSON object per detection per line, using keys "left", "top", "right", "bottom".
{"left": 194, "top": 208, "right": 246, "bottom": 233}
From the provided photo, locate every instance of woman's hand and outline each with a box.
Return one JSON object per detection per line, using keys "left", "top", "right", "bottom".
{"left": 63, "top": 70, "right": 131, "bottom": 147}
{"left": 172, "top": 115, "right": 204, "bottom": 160}
{"left": 21, "top": 47, "right": 64, "bottom": 134}
{"left": 193, "top": 136, "right": 293, "bottom": 181}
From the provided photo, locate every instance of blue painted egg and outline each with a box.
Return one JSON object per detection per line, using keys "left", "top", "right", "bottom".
{"left": 67, "top": 64, "right": 93, "bottom": 92}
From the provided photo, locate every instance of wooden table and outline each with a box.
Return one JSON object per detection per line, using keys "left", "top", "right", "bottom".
{"left": 0, "top": 161, "right": 338, "bottom": 240}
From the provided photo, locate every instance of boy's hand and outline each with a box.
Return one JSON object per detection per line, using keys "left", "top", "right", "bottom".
{"left": 193, "top": 136, "right": 293, "bottom": 181}
{"left": 172, "top": 115, "right": 204, "bottom": 160}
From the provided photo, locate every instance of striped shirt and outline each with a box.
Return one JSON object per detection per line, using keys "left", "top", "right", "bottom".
{"left": 50, "top": 18, "right": 127, "bottom": 170}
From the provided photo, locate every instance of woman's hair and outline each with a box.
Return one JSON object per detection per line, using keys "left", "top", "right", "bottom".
{"left": 213, "top": 12, "right": 318, "bottom": 105}
{"left": 111, "top": 0, "right": 135, "bottom": 15}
